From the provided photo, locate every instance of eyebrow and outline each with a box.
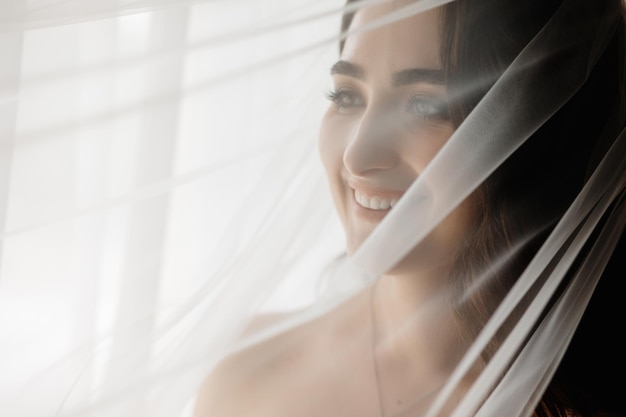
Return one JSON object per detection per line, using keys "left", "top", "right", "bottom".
{"left": 330, "top": 60, "right": 445, "bottom": 86}
{"left": 330, "top": 60, "right": 365, "bottom": 80}
{"left": 392, "top": 68, "right": 445, "bottom": 86}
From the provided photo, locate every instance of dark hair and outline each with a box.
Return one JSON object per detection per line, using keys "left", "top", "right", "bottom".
{"left": 340, "top": 1, "right": 626, "bottom": 416}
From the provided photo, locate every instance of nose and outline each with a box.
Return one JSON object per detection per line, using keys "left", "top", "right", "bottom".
{"left": 343, "top": 104, "right": 400, "bottom": 176}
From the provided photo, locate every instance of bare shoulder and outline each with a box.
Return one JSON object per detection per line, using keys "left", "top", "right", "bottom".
{"left": 192, "top": 351, "right": 264, "bottom": 417}
{"left": 192, "top": 312, "right": 305, "bottom": 417}
{"left": 192, "top": 291, "right": 369, "bottom": 417}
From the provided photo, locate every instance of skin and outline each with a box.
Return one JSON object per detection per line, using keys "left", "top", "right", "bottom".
{"left": 319, "top": 1, "right": 477, "bottom": 299}
{"left": 319, "top": 1, "right": 478, "bottom": 412}
{"left": 194, "top": 3, "right": 478, "bottom": 416}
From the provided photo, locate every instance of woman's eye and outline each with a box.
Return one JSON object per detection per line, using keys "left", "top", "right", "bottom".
{"left": 406, "top": 96, "right": 450, "bottom": 120}
{"left": 326, "top": 88, "right": 364, "bottom": 110}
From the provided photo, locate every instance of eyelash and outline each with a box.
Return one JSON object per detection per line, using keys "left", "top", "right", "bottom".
{"left": 326, "top": 88, "right": 363, "bottom": 109}
{"left": 326, "top": 88, "right": 449, "bottom": 121}
{"left": 406, "top": 95, "right": 450, "bottom": 121}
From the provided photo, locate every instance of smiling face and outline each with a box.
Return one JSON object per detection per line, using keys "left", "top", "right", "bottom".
{"left": 319, "top": 3, "right": 477, "bottom": 276}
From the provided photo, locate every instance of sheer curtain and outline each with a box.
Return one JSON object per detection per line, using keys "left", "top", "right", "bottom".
{"left": 0, "top": 1, "right": 345, "bottom": 416}
{"left": 1, "top": 1, "right": 624, "bottom": 417}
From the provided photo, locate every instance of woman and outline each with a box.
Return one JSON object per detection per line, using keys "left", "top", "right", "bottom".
{"left": 194, "top": 0, "right": 626, "bottom": 416}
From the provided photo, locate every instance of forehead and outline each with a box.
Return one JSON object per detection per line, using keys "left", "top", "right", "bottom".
{"left": 341, "top": 4, "right": 442, "bottom": 72}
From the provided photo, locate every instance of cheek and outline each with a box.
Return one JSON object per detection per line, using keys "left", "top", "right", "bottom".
{"left": 390, "top": 196, "right": 478, "bottom": 276}
{"left": 318, "top": 112, "right": 351, "bottom": 201}
{"left": 402, "top": 124, "right": 455, "bottom": 171}
{"left": 435, "top": 197, "right": 477, "bottom": 243}
{"left": 319, "top": 113, "right": 345, "bottom": 210}
{"left": 318, "top": 112, "right": 357, "bottom": 248}
{"left": 318, "top": 112, "right": 346, "bottom": 171}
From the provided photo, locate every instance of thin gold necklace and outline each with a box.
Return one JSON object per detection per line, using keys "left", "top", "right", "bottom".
{"left": 370, "top": 281, "right": 385, "bottom": 417}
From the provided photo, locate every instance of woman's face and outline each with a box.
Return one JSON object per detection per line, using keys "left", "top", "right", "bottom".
{"left": 319, "top": 3, "right": 476, "bottom": 274}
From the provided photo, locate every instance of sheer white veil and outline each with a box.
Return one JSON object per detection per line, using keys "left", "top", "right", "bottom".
{"left": 0, "top": 1, "right": 624, "bottom": 417}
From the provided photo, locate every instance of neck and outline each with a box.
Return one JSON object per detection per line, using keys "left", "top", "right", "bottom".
{"left": 372, "top": 269, "right": 464, "bottom": 373}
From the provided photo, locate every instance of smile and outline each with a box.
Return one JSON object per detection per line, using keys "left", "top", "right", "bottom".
{"left": 354, "top": 190, "right": 399, "bottom": 210}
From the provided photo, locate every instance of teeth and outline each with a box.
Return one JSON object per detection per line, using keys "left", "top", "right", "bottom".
{"left": 355, "top": 190, "right": 399, "bottom": 210}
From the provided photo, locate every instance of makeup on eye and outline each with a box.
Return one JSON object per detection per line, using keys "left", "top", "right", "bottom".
{"left": 405, "top": 94, "right": 450, "bottom": 121}
{"left": 326, "top": 86, "right": 364, "bottom": 110}
{"left": 325, "top": 86, "right": 450, "bottom": 122}
{"left": 327, "top": 60, "right": 450, "bottom": 120}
